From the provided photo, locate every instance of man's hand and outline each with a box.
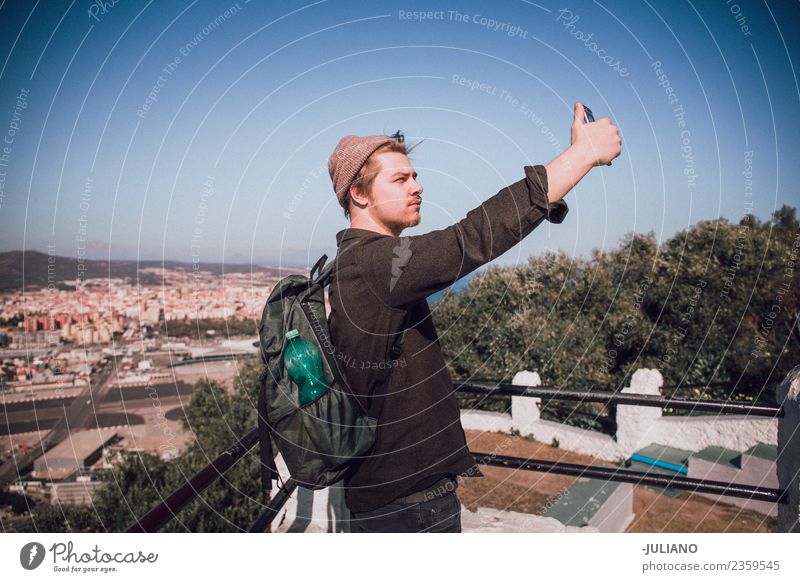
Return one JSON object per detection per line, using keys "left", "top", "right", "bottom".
{"left": 544, "top": 102, "right": 622, "bottom": 203}
{"left": 571, "top": 102, "right": 621, "bottom": 166}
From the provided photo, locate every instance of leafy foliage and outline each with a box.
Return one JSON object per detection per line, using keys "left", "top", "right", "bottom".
{"left": 441, "top": 207, "right": 798, "bottom": 421}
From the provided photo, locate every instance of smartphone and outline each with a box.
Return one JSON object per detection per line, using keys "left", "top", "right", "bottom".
{"left": 581, "top": 104, "right": 612, "bottom": 166}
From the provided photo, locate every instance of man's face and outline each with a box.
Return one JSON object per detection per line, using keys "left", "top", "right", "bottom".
{"left": 362, "top": 151, "right": 423, "bottom": 236}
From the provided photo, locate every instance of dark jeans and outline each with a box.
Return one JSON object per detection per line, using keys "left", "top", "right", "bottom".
{"left": 349, "top": 491, "right": 462, "bottom": 533}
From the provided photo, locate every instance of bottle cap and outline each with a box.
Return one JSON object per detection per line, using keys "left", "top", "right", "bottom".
{"left": 285, "top": 329, "right": 300, "bottom": 340}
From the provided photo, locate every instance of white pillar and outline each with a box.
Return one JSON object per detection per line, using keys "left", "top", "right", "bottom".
{"left": 615, "top": 368, "right": 663, "bottom": 455}
{"left": 511, "top": 370, "right": 541, "bottom": 436}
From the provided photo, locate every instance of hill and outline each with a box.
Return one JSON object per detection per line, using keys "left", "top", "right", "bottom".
{"left": 0, "top": 250, "right": 299, "bottom": 292}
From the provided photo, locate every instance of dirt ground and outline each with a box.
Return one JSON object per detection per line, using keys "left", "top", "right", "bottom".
{"left": 459, "top": 429, "right": 776, "bottom": 533}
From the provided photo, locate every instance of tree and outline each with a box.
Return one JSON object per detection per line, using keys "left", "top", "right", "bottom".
{"left": 434, "top": 206, "right": 798, "bottom": 414}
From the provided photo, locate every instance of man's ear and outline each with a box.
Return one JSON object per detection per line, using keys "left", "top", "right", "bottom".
{"left": 349, "top": 183, "right": 368, "bottom": 208}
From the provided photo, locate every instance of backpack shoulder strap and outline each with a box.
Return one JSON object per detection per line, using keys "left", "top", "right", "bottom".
{"left": 311, "top": 240, "right": 359, "bottom": 288}
{"left": 309, "top": 254, "right": 329, "bottom": 283}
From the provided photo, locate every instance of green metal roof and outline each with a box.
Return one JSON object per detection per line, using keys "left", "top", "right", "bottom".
{"left": 542, "top": 476, "right": 624, "bottom": 527}
{"left": 692, "top": 446, "right": 742, "bottom": 470}
{"left": 744, "top": 442, "right": 777, "bottom": 461}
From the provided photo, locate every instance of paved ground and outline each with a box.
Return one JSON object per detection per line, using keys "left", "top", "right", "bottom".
{"left": 171, "top": 361, "right": 240, "bottom": 390}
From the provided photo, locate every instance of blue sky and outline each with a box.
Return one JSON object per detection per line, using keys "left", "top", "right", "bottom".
{"left": 0, "top": 0, "right": 797, "bottom": 268}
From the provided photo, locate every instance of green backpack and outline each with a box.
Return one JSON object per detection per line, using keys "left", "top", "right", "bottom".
{"left": 256, "top": 246, "right": 408, "bottom": 492}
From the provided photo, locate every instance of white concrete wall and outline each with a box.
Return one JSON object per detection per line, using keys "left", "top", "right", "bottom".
{"left": 629, "top": 414, "right": 777, "bottom": 456}
{"left": 460, "top": 409, "right": 513, "bottom": 433}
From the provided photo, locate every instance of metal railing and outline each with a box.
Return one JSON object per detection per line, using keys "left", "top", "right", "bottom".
{"left": 126, "top": 380, "right": 786, "bottom": 532}
{"left": 126, "top": 429, "right": 260, "bottom": 533}
{"left": 456, "top": 381, "right": 783, "bottom": 417}
{"left": 474, "top": 452, "right": 785, "bottom": 504}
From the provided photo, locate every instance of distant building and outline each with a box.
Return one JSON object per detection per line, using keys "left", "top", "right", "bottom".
{"left": 33, "top": 429, "right": 118, "bottom": 481}
{"left": 13, "top": 330, "right": 60, "bottom": 348}
{"left": 49, "top": 479, "right": 103, "bottom": 506}
{"left": 140, "top": 307, "right": 161, "bottom": 325}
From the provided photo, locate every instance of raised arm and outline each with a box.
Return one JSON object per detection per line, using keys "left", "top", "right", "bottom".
{"left": 356, "top": 102, "right": 621, "bottom": 310}
{"left": 356, "top": 164, "right": 566, "bottom": 309}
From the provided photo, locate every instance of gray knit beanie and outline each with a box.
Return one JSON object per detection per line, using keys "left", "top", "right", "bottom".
{"left": 328, "top": 134, "right": 400, "bottom": 209}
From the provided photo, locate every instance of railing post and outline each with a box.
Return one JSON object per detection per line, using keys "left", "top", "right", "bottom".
{"left": 616, "top": 368, "right": 664, "bottom": 456}
{"left": 511, "top": 370, "right": 541, "bottom": 436}
{"left": 777, "top": 364, "right": 800, "bottom": 533}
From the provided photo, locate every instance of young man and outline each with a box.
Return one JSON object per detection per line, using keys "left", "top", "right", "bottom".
{"left": 327, "top": 103, "right": 621, "bottom": 533}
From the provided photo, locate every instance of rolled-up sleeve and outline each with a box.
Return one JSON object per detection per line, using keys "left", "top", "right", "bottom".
{"left": 356, "top": 164, "right": 569, "bottom": 309}
{"left": 527, "top": 165, "right": 569, "bottom": 224}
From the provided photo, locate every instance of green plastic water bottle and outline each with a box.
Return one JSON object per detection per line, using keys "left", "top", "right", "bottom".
{"left": 283, "top": 329, "right": 329, "bottom": 405}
